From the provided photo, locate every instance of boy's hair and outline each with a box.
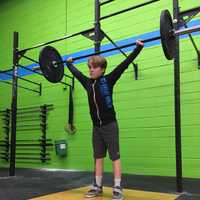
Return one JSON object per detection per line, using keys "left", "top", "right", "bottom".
{"left": 88, "top": 55, "right": 107, "bottom": 69}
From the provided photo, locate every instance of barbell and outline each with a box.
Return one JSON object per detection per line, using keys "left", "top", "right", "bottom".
{"left": 39, "top": 9, "right": 200, "bottom": 83}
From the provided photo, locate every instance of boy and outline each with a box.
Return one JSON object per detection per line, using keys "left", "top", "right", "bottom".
{"left": 66, "top": 40, "right": 144, "bottom": 200}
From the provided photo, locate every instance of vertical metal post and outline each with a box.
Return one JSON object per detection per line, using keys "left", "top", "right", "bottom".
{"left": 93, "top": 0, "right": 101, "bottom": 185}
{"left": 72, "top": 76, "right": 75, "bottom": 90}
{"left": 41, "top": 105, "right": 47, "bottom": 162}
{"left": 9, "top": 32, "right": 19, "bottom": 176}
{"left": 39, "top": 83, "right": 42, "bottom": 96}
{"left": 94, "top": 0, "right": 101, "bottom": 53}
{"left": 6, "top": 109, "right": 10, "bottom": 162}
{"left": 173, "top": 0, "right": 183, "bottom": 193}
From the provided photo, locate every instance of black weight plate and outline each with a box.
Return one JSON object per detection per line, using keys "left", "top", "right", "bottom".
{"left": 39, "top": 46, "right": 64, "bottom": 83}
{"left": 160, "top": 10, "right": 176, "bottom": 60}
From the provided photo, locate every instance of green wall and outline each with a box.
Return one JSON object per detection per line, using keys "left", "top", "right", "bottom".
{"left": 0, "top": 0, "right": 200, "bottom": 178}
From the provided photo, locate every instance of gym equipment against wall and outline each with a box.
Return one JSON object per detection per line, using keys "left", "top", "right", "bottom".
{"left": 64, "top": 86, "right": 76, "bottom": 135}
{"left": 0, "top": 105, "right": 53, "bottom": 163}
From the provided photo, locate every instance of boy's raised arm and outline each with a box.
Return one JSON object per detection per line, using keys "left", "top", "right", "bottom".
{"left": 107, "top": 41, "right": 143, "bottom": 85}
{"left": 66, "top": 58, "right": 89, "bottom": 89}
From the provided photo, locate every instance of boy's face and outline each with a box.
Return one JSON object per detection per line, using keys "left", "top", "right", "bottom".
{"left": 88, "top": 65, "right": 105, "bottom": 79}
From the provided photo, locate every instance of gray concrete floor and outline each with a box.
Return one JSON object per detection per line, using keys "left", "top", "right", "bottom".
{"left": 0, "top": 168, "right": 200, "bottom": 200}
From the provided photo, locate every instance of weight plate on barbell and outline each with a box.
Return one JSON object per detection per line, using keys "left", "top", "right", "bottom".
{"left": 39, "top": 46, "right": 64, "bottom": 83}
{"left": 160, "top": 9, "right": 176, "bottom": 60}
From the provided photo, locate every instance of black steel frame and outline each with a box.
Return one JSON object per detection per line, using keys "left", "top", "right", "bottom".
{"left": 0, "top": 80, "right": 41, "bottom": 95}
{"left": 8, "top": 0, "right": 199, "bottom": 180}
{"left": 18, "top": 28, "right": 94, "bottom": 54}
{"left": 101, "top": 30, "right": 139, "bottom": 80}
{"left": 18, "top": 64, "right": 73, "bottom": 88}
{"left": 0, "top": 105, "right": 53, "bottom": 163}
{"left": 100, "top": 0, "right": 115, "bottom": 6}
{"left": 183, "top": 23, "right": 200, "bottom": 68}
{"left": 100, "top": 0, "right": 160, "bottom": 21}
{"left": 172, "top": 1, "right": 200, "bottom": 193}
{"left": 0, "top": 109, "right": 10, "bottom": 162}
{"left": 9, "top": 32, "right": 19, "bottom": 176}
{"left": 173, "top": 0, "right": 182, "bottom": 193}
{"left": 7, "top": 2, "right": 161, "bottom": 171}
{"left": 0, "top": 69, "right": 42, "bottom": 95}
{"left": 179, "top": 6, "right": 200, "bottom": 68}
{"left": 179, "top": 6, "right": 200, "bottom": 19}
{"left": 6, "top": 0, "right": 160, "bottom": 177}
{"left": 96, "top": 0, "right": 160, "bottom": 80}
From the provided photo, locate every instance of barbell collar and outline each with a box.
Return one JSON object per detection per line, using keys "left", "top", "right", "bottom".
{"left": 174, "top": 25, "right": 200, "bottom": 36}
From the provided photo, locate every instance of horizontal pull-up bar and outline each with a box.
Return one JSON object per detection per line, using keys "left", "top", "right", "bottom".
{"left": 0, "top": 70, "right": 40, "bottom": 86}
{"left": 100, "top": 0, "right": 160, "bottom": 20}
{"left": 17, "top": 64, "right": 72, "bottom": 87}
{"left": 100, "top": 0, "right": 115, "bottom": 6}
{"left": 18, "top": 28, "right": 94, "bottom": 54}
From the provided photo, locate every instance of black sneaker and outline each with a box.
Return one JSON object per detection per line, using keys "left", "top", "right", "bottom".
{"left": 112, "top": 186, "right": 123, "bottom": 200}
{"left": 84, "top": 184, "right": 103, "bottom": 198}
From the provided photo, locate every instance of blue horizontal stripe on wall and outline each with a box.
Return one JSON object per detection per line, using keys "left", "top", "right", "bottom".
{"left": 0, "top": 19, "right": 199, "bottom": 80}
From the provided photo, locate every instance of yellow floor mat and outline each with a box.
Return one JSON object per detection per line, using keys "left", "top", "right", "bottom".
{"left": 30, "top": 186, "right": 178, "bottom": 200}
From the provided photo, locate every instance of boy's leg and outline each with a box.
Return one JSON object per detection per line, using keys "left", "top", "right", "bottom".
{"left": 85, "top": 126, "right": 106, "bottom": 198}
{"left": 103, "top": 121, "right": 121, "bottom": 183}
{"left": 102, "top": 121, "right": 123, "bottom": 200}
{"left": 95, "top": 158, "right": 104, "bottom": 176}
{"left": 95, "top": 158, "right": 104, "bottom": 186}
{"left": 112, "top": 159, "right": 123, "bottom": 200}
{"left": 85, "top": 158, "right": 104, "bottom": 198}
{"left": 113, "top": 159, "right": 121, "bottom": 185}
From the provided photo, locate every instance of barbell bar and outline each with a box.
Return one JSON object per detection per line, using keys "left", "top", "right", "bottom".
{"left": 37, "top": 9, "right": 200, "bottom": 83}
{"left": 39, "top": 36, "right": 160, "bottom": 83}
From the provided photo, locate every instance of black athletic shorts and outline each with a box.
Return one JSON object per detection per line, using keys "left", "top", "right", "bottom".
{"left": 92, "top": 120, "right": 120, "bottom": 161}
